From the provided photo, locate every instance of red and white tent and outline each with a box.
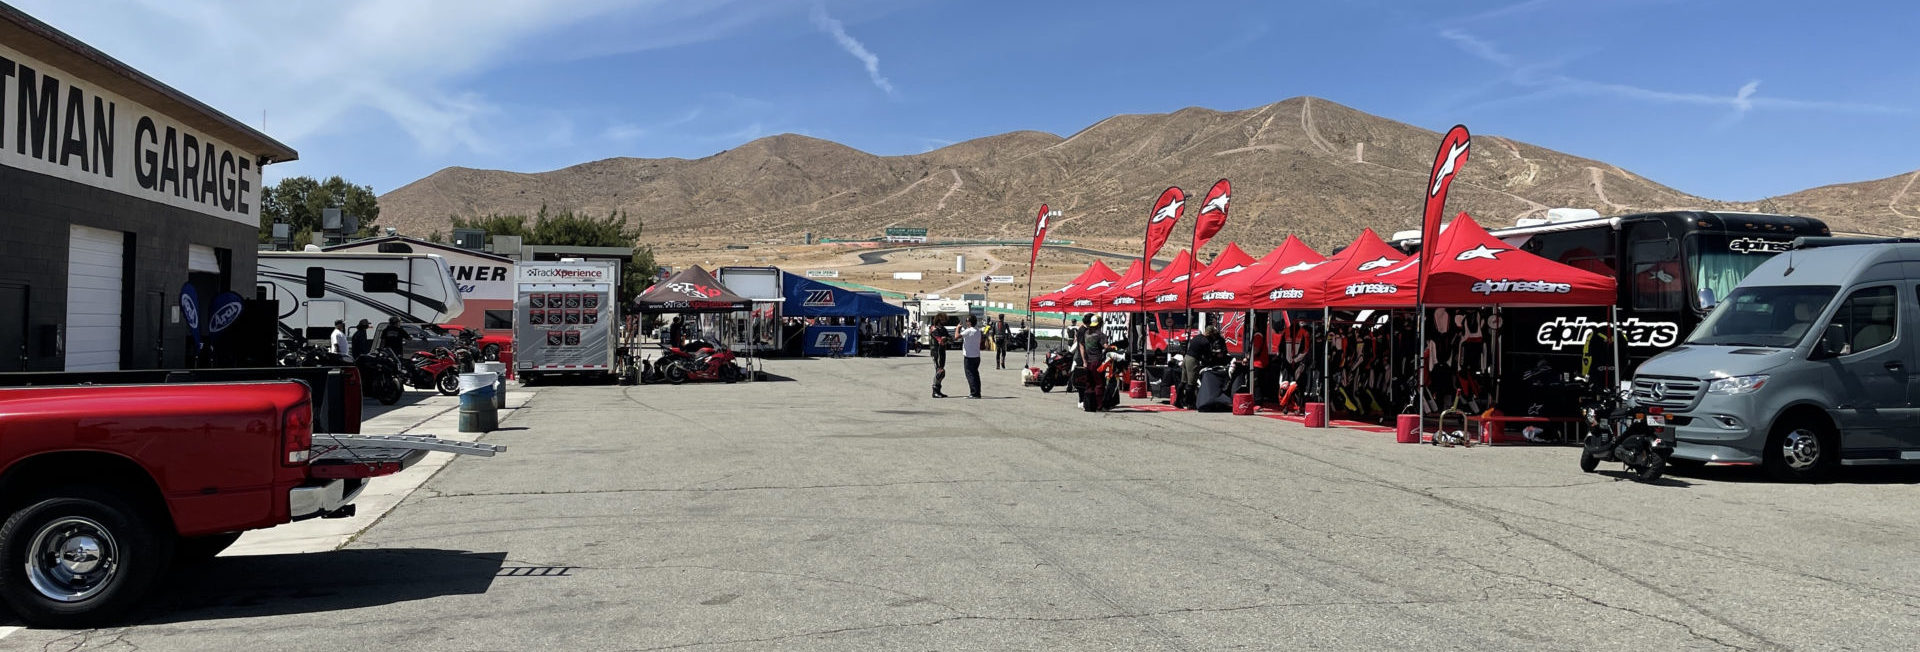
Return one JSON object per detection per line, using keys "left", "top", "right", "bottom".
{"left": 1030, "top": 259, "right": 1119, "bottom": 311}
{"left": 1084, "top": 259, "right": 1154, "bottom": 311}
{"left": 1322, "top": 230, "right": 1419, "bottom": 309}
{"left": 1206, "top": 235, "right": 1327, "bottom": 311}
{"left": 1181, "top": 243, "right": 1261, "bottom": 310}
{"left": 1380, "top": 213, "right": 1616, "bottom": 306}
{"left": 1143, "top": 244, "right": 1254, "bottom": 311}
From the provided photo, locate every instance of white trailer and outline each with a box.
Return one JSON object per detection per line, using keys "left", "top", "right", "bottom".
{"left": 258, "top": 251, "right": 465, "bottom": 343}
{"left": 513, "top": 260, "right": 619, "bottom": 382}
{"left": 715, "top": 266, "right": 782, "bottom": 353}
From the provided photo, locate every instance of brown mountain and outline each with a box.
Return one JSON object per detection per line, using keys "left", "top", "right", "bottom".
{"left": 376, "top": 97, "right": 1915, "bottom": 250}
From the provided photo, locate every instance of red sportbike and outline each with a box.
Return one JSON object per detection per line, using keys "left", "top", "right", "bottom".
{"left": 402, "top": 346, "right": 464, "bottom": 395}
{"left": 649, "top": 341, "right": 744, "bottom": 384}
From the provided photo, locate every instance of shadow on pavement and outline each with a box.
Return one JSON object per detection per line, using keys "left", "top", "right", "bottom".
{"left": 358, "top": 388, "right": 444, "bottom": 421}
{"left": 131, "top": 548, "right": 509, "bottom": 625}
{"left": 1668, "top": 463, "right": 1920, "bottom": 485}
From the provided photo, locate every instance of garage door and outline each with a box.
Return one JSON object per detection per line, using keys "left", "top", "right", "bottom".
{"left": 66, "top": 225, "right": 124, "bottom": 371}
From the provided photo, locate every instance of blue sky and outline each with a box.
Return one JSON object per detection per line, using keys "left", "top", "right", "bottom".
{"left": 22, "top": 0, "right": 1916, "bottom": 201}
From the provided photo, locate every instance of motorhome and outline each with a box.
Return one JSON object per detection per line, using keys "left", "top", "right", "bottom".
{"left": 258, "top": 251, "right": 465, "bottom": 343}
{"left": 1633, "top": 238, "right": 1920, "bottom": 479}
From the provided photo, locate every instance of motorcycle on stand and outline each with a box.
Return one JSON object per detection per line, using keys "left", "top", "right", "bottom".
{"left": 1037, "top": 346, "right": 1074, "bottom": 393}
{"left": 356, "top": 350, "right": 407, "bottom": 405}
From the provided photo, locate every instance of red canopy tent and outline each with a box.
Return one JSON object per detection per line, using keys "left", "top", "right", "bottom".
{"left": 1377, "top": 213, "right": 1616, "bottom": 306}
{"left": 1137, "top": 250, "right": 1197, "bottom": 311}
{"left": 1164, "top": 243, "right": 1256, "bottom": 311}
{"left": 1209, "top": 235, "right": 1327, "bottom": 311}
{"left": 1030, "top": 260, "right": 1119, "bottom": 311}
{"left": 1322, "top": 231, "right": 1420, "bottom": 309}
{"left": 1085, "top": 259, "right": 1153, "bottom": 311}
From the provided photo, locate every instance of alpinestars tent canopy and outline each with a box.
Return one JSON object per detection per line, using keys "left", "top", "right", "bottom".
{"left": 1378, "top": 213, "right": 1616, "bottom": 306}
{"left": 1206, "top": 235, "right": 1326, "bottom": 311}
{"left": 1031, "top": 260, "right": 1120, "bottom": 311}
{"left": 1139, "top": 249, "right": 1200, "bottom": 311}
{"left": 1320, "top": 229, "right": 1419, "bottom": 309}
{"left": 780, "top": 273, "right": 909, "bottom": 318}
{"left": 634, "top": 265, "right": 753, "bottom": 313}
{"left": 1084, "top": 259, "right": 1153, "bottom": 311}
{"left": 1177, "top": 243, "right": 1258, "bottom": 311}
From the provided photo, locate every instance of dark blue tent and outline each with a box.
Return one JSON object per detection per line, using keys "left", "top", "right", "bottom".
{"left": 781, "top": 273, "right": 908, "bottom": 318}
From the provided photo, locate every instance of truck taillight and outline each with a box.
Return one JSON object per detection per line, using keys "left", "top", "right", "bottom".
{"left": 284, "top": 402, "right": 314, "bottom": 466}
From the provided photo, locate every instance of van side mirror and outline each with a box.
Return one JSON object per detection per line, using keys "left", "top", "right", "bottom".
{"left": 1818, "top": 323, "right": 1848, "bottom": 358}
{"left": 1697, "top": 288, "right": 1717, "bottom": 310}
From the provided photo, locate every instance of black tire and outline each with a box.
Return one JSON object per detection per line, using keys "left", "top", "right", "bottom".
{"left": 174, "top": 532, "right": 243, "bottom": 566}
{"left": 1039, "top": 377, "right": 1053, "bottom": 393}
{"left": 0, "top": 486, "right": 175, "bottom": 628}
{"left": 721, "top": 365, "right": 741, "bottom": 384}
{"left": 1633, "top": 452, "right": 1666, "bottom": 482}
{"left": 665, "top": 364, "right": 688, "bottom": 385}
{"left": 481, "top": 344, "right": 501, "bottom": 362}
{"left": 1579, "top": 452, "right": 1600, "bottom": 473}
{"left": 436, "top": 370, "right": 460, "bottom": 396}
{"left": 1764, "top": 416, "right": 1838, "bottom": 482}
{"left": 376, "top": 378, "right": 403, "bottom": 405}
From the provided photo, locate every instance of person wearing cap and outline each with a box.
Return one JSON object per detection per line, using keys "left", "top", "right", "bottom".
{"left": 350, "top": 319, "right": 373, "bottom": 358}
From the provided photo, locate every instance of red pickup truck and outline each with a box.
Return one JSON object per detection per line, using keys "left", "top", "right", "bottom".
{"left": 0, "top": 380, "right": 500, "bottom": 627}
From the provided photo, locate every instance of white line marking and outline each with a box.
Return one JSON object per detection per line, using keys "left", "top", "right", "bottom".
{"left": 0, "top": 626, "right": 22, "bottom": 639}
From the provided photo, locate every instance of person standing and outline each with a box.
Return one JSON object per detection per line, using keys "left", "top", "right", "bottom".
{"left": 929, "top": 317, "right": 951, "bottom": 398}
{"left": 668, "top": 316, "right": 685, "bottom": 349}
{"left": 329, "top": 320, "right": 351, "bottom": 362}
{"left": 1180, "top": 326, "right": 1214, "bottom": 409}
{"left": 350, "top": 319, "right": 373, "bottom": 358}
{"left": 379, "top": 316, "right": 407, "bottom": 356}
{"left": 993, "top": 315, "right": 1010, "bottom": 369}
{"left": 1077, "top": 314, "right": 1109, "bottom": 410}
{"left": 961, "top": 316, "right": 984, "bottom": 398}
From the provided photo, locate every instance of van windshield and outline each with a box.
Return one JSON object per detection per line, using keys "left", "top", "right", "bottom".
{"left": 1687, "top": 285, "right": 1837, "bottom": 347}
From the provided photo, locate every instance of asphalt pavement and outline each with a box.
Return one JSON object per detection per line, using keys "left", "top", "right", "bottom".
{"left": 6, "top": 355, "right": 1920, "bottom": 651}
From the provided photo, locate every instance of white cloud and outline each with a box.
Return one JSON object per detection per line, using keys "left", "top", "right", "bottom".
{"left": 809, "top": 3, "right": 897, "bottom": 96}
{"left": 10, "top": 0, "right": 797, "bottom": 164}
{"left": 1441, "top": 29, "right": 1903, "bottom": 119}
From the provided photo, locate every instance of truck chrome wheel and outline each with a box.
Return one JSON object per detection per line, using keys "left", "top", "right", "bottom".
{"left": 1781, "top": 429, "right": 1824, "bottom": 471}
{"left": 26, "top": 516, "right": 118, "bottom": 603}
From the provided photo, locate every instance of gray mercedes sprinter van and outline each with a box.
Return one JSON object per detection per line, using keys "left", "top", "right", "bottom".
{"left": 1631, "top": 238, "right": 1919, "bottom": 480}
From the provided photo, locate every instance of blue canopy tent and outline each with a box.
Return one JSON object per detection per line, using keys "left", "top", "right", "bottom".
{"left": 781, "top": 273, "right": 909, "bottom": 355}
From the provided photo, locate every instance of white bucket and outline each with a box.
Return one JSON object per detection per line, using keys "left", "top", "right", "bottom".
{"left": 459, "top": 372, "right": 499, "bottom": 394}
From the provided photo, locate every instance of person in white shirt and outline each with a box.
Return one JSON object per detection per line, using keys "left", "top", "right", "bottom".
{"left": 960, "top": 316, "right": 984, "bottom": 398}
{"left": 329, "top": 320, "right": 350, "bottom": 361}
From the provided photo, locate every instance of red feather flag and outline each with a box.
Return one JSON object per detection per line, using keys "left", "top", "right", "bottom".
{"left": 1028, "top": 204, "right": 1050, "bottom": 277}
{"left": 1142, "top": 186, "right": 1186, "bottom": 264}
{"left": 1191, "top": 178, "right": 1231, "bottom": 253}
{"left": 1419, "top": 125, "right": 1471, "bottom": 306}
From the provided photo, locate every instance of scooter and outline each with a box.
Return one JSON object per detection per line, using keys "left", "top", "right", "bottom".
{"left": 1037, "top": 346, "right": 1074, "bottom": 393}
{"left": 401, "top": 347, "right": 462, "bottom": 396}
{"left": 1577, "top": 379, "right": 1673, "bottom": 481}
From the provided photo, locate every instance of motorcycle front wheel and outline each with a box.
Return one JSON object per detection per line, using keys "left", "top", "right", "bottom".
{"left": 436, "top": 370, "right": 460, "bottom": 396}
{"left": 376, "top": 378, "right": 403, "bottom": 405}
{"left": 1578, "top": 452, "right": 1599, "bottom": 473}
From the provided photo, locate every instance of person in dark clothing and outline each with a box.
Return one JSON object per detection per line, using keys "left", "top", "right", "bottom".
{"left": 993, "top": 315, "right": 1010, "bottom": 369}
{"left": 668, "top": 316, "right": 685, "bottom": 349}
{"left": 351, "top": 319, "right": 373, "bottom": 358}
{"left": 379, "top": 316, "right": 407, "bottom": 356}
{"left": 1179, "top": 327, "right": 1213, "bottom": 408}
{"left": 1077, "top": 314, "right": 1109, "bottom": 409}
{"left": 929, "top": 317, "right": 951, "bottom": 398}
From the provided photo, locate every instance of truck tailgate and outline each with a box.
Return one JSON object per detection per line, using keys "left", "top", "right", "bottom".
{"left": 308, "top": 433, "right": 507, "bottom": 479}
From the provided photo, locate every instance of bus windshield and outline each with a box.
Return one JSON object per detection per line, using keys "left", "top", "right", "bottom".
{"left": 1688, "top": 234, "right": 1795, "bottom": 311}
{"left": 1686, "top": 285, "right": 1836, "bottom": 348}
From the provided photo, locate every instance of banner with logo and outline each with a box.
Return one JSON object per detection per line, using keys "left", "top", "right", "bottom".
{"left": 1192, "top": 179, "right": 1231, "bottom": 253}
{"left": 179, "top": 283, "right": 202, "bottom": 347}
{"left": 207, "top": 291, "right": 245, "bottom": 337}
{"left": 1419, "top": 125, "right": 1471, "bottom": 305}
{"left": 1142, "top": 186, "right": 1186, "bottom": 264}
{"left": 1028, "top": 204, "right": 1050, "bottom": 276}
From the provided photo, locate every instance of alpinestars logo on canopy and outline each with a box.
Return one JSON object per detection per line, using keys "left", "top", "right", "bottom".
{"left": 1268, "top": 288, "right": 1305, "bottom": 300}
{"left": 1202, "top": 290, "right": 1235, "bottom": 301}
{"left": 1472, "top": 279, "right": 1571, "bottom": 295}
{"left": 1344, "top": 283, "right": 1398, "bottom": 297}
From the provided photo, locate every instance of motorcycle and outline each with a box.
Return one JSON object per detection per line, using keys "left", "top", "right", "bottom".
{"left": 649, "top": 341, "right": 742, "bottom": 384}
{"left": 356, "top": 350, "right": 406, "bottom": 405}
{"left": 401, "top": 346, "right": 463, "bottom": 396}
{"left": 1577, "top": 378, "right": 1674, "bottom": 482}
{"left": 1036, "top": 346, "right": 1074, "bottom": 393}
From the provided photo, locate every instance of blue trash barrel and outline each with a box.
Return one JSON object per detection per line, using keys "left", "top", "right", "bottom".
{"left": 458, "top": 372, "right": 498, "bottom": 433}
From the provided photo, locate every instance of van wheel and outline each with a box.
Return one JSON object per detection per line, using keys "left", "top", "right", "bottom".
{"left": 0, "top": 486, "right": 174, "bottom": 628}
{"left": 1765, "top": 417, "right": 1837, "bottom": 482}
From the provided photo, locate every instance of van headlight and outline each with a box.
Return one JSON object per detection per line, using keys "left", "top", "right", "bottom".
{"left": 1706, "top": 374, "right": 1768, "bottom": 395}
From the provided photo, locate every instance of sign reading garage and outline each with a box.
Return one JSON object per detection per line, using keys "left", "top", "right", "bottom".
{"left": 0, "top": 43, "right": 258, "bottom": 225}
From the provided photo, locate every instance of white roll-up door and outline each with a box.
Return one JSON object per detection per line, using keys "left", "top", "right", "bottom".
{"left": 188, "top": 244, "right": 220, "bottom": 273}
{"left": 66, "top": 225, "right": 124, "bottom": 370}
